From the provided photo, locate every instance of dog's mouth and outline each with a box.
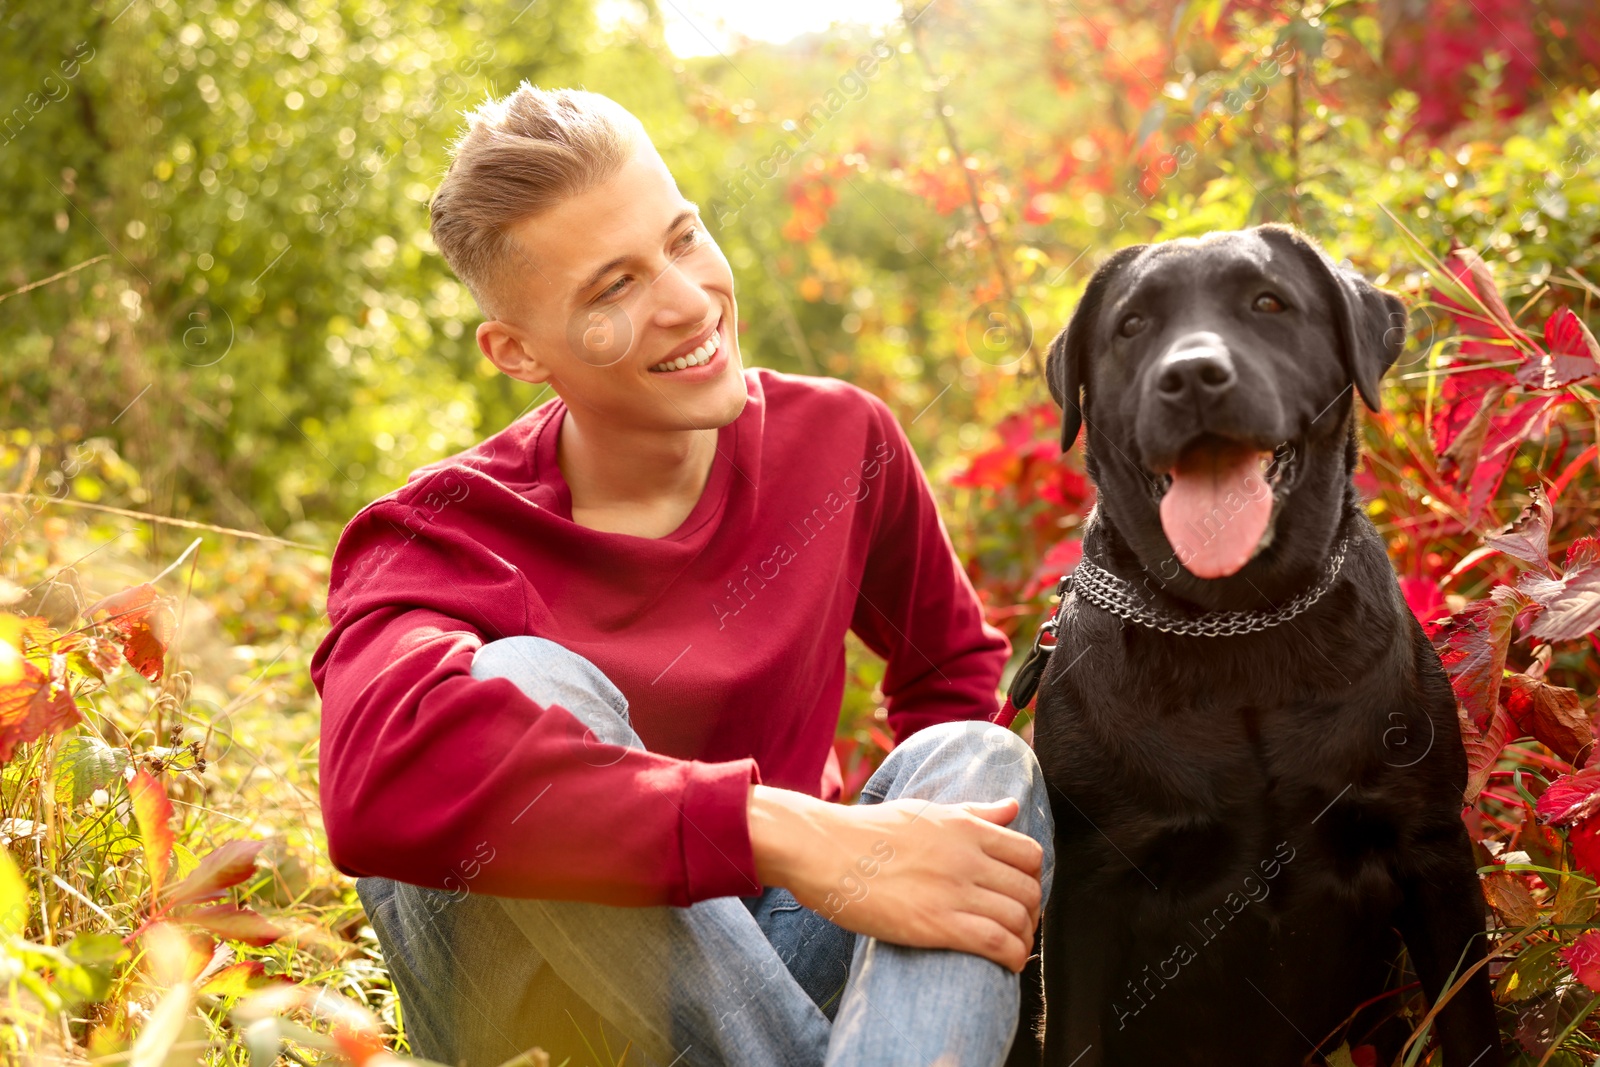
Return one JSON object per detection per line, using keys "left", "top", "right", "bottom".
{"left": 1144, "top": 435, "right": 1300, "bottom": 580}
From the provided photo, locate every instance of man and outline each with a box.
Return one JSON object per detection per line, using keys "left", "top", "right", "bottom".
{"left": 310, "top": 82, "right": 1054, "bottom": 1067}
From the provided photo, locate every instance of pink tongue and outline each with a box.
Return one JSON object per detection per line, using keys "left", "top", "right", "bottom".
{"left": 1158, "top": 442, "right": 1275, "bottom": 579}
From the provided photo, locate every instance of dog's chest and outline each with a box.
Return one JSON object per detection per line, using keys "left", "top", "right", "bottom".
{"left": 1034, "top": 649, "right": 1415, "bottom": 904}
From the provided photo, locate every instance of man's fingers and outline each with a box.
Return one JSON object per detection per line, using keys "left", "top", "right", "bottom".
{"left": 973, "top": 857, "right": 1042, "bottom": 920}
{"left": 961, "top": 797, "right": 1019, "bottom": 825}
{"left": 946, "top": 910, "right": 1030, "bottom": 973}
{"left": 964, "top": 886, "right": 1033, "bottom": 944}
{"left": 972, "top": 818, "right": 1044, "bottom": 875}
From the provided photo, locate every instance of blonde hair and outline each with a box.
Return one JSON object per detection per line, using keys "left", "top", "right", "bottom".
{"left": 429, "top": 83, "right": 647, "bottom": 318}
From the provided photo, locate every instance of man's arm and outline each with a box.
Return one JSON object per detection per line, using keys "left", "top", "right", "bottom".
{"left": 847, "top": 392, "right": 1013, "bottom": 739}
{"left": 311, "top": 497, "right": 761, "bottom": 907}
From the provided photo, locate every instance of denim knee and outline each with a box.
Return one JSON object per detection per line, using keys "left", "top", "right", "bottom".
{"left": 471, "top": 635, "right": 639, "bottom": 750}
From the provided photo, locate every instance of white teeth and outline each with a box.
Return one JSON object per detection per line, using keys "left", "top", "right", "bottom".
{"left": 650, "top": 326, "right": 720, "bottom": 372}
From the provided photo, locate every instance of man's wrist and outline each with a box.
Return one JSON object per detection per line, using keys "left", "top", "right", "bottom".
{"left": 747, "top": 783, "right": 825, "bottom": 889}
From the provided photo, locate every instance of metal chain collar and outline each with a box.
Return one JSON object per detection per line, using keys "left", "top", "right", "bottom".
{"left": 1064, "top": 535, "right": 1353, "bottom": 637}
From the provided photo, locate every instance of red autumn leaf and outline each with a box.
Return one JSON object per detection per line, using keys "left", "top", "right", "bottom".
{"left": 1457, "top": 396, "right": 1557, "bottom": 521}
{"left": 331, "top": 1022, "right": 389, "bottom": 1067}
{"left": 1561, "top": 930, "right": 1600, "bottom": 992}
{"left": 1426, "top": 248, "right": 1569, "bottom": 520}
{"left": 129, "top": 769, "right": 175, "bottom": 903}
{"left": 0, "top": 657, "right": 82, "bottom": 762}
{"left": 1399, "top": 577, "right": 1448, "bottom": 624}
{"left": 82, "top": 584, "right": 176, "bottom": 683}
{"left": 1432, "top": 368, "right": 1515, "bottom": 461}
{"left": 1536, "top": 766, "right": 1600, "bottom": 826}
{"left": 71, "top": 634, "right": 123, "bottom": 682}
{"left": 178, "top": 904, "right": 285, "bottom": 947}
{"left": 1519, "top": 806, "right": 1564, "bottom": 878}
{"left": 1483, "top": 483, "right": 1554, "bottom": 570}
{"left": 1438, "top": 243, "right": 1534, "bottom": 349}
{"left": 1024, "top": 538, "right": 1084, "bottom": 601}
{"left": 1568, "top": 537, "right": 1600, "bottom": 572}
{"left": 1430, "top": 584, "right": 1532, "bottom": 732}
{"left": 1502, "top": 672, "right": 1594, "bottom": 766}
{"left": 950, "top": 446, "right": 1021, "bottom": 492}
{"left": 163, "top": 839, "right": 266, "bottom": 910}
{"left": 1573, "top": 822, "right": 1600, "bottom": 882}
{"left": 1459, "top": 698, "right": 1511, "bottom": 804}
{"left": 1518, "top": 308, "right": 1600, "bottom": 390}
{"left": 1519, "top": 561, "right": 1600, "bottom": 644}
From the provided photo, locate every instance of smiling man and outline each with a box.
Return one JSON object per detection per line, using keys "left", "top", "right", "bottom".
{"left": 310, "top": 83, "right": 1055, "bottom": 1067}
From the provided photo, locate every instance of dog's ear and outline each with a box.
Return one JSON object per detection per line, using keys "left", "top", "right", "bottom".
{"left": 1049, "top": 243, "right": 1147, "bottom": 452}
{"left": 1332, "top": 266, "right": 1407, "bottom": 412}
{"left": 1258, "top": 224, "right": 1406, "bottom": 413}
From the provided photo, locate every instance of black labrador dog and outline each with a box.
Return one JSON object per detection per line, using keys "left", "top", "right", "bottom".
{"left": 1006, "top": 225, "right": 1501, "bottom": 1066}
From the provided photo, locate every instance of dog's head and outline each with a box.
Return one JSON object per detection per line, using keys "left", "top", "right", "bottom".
{"left": 1046, "top": 224, "right": 1404, "bottom": 592}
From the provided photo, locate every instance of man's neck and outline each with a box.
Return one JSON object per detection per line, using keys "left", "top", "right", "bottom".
{"left": 557, "top": 405, "right": 720, "bottom": 538}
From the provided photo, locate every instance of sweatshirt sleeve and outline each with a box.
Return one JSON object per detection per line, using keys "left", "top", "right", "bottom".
{"left": 847, "top": 394, "right": 1013, "bottom": 743}
{"left": 310, "top": 496, "right": 763, "bottom": 907}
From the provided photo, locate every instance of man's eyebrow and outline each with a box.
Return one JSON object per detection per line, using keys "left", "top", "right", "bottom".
{"left": 573, "top": 204, "right": 702, "bottom": 298}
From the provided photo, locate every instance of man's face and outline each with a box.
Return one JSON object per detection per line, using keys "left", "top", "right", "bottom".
{"left": 476, "top": 136, "right": 747, "bottom": 433}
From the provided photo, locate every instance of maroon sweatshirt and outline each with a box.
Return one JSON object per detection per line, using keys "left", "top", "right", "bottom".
{"left": 310, "top": 367, "right": 1011, "bottom": 907}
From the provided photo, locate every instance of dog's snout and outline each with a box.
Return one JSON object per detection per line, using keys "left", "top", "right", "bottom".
{"left": 1155, "top": 334, "right": 1237, "bottom": 402}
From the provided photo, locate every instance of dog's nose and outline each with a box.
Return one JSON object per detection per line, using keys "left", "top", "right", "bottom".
{"left": 1155, "top": 335, "right": 1237, "bottom": 402}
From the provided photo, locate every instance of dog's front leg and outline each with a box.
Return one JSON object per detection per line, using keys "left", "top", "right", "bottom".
{"left": 1393, "top": 821, "right": 1503, "bottom": 1065}
{"left": 1039, "top": 883, "right": 1111, "bottom": 1067}
{"left": 1002, "top": 927, "right": 1045, "bottom": 1067}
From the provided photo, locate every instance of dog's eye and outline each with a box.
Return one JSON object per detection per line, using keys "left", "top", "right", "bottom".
{"left": 1117, "top": 314, "right": 1146, "bottom": 337}
{"left": 1252, "top": 293, "right": 1287, "bottom": 313}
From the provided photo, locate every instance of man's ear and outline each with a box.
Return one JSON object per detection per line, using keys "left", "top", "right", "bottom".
{"left": 1048, "top": 243, "right": 1147, "bottom": 452}
{"left": 1258, "top": 224, "right": 1405, "bottom": 413}
{"left": 477, "top": 320, "right": 552, "bottom": 385}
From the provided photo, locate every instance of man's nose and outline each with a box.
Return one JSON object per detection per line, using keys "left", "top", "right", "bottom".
{"left": 1154, "top": 332, "right": 1237, "bottom": 404}
{"left": 650, "top": 260, "right": 713, "bottom": 327}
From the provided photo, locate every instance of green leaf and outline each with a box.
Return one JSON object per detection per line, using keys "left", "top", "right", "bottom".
{"left": 65, "top": 931, "right": 130, "bottom": 967}
{"left": 1555, "top": 872, "right": 1599, "bottom": 925}
{"left": 51, "top": 958, "right": 110, "bottom": 1007}
{"left": 1347, "top": 15, "right": 1383, "bottom": 67}
{"left": 1495, "top": 941, "right": 1567, "bottom": 1001}
{"left": 54, "top": 735, "right": 130, "bottom": 808}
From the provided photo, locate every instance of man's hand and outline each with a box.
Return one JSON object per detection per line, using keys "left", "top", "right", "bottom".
{"left": 746, "top": 784, "right": 1043, "bottom": 973}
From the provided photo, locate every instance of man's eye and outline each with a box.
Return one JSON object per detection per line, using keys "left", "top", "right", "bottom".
{"left": 675, "top": 226, "right": 701, "bottom": 252}
{"left": 598, "top": 276, "right": 630, "bottom": 301}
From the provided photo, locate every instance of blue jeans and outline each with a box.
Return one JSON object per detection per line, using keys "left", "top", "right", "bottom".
{"left": 355, "top": 635, "right": 1055, "bottom": 1067}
